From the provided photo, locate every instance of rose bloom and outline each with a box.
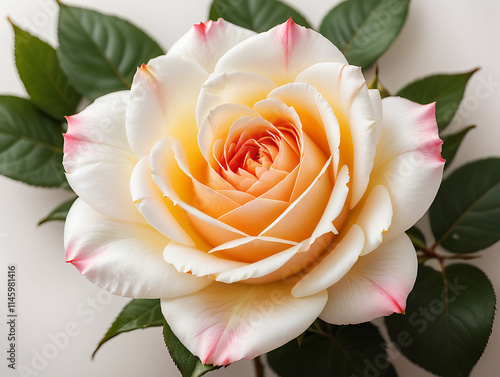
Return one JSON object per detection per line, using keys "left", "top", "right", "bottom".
{"left": 63, "top": 19, "right": 444, "bottom": 365}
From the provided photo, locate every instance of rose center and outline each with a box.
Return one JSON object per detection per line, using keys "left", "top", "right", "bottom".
{"left": 209, "top": 115, "right": 303, "bottom": 194}
{"left": 226, "top": 133, "right": 277, "bottom": 176}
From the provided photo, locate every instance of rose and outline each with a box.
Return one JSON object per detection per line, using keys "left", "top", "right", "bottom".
{"left": 63, "top": 19, "right": 444, "bottom": 365}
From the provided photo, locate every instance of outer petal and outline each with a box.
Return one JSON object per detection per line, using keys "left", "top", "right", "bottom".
{"left": 126, "top": 55, "right": 208, "bottom": 159}
{"left": 161, "top": 282, "right": 328, "bottom": 365}
{"left": 369, "top": 97, "right": 445, "bottom": 240}
{"left": 64, "top": 199, "right": 211, "bottom": 298}
{"left": 320, "top": 233, "right": 417, "bottom": 324}
{"left": 63, "top": 91, "right": 141, "bottom": 223}
{"left": 169, "top": 19, "right": 256, "bottom": 73}
{"left": 292, "top": 184, "right": 392, "bottom": 298}
{"left": 215, "top": 19, "right": 347, "bottom": 86}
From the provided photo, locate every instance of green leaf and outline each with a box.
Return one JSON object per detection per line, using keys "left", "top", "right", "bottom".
{"left": 93, "top": 299, "right": 164, "bottom": 358}
{"left": 38, "top": 197, "right": 77, "bottom": 225}
{"left": 268, "top": 321, "right": 395, "bottom": 377}
{"left": 320, "top": 0, "right": 410, "bottom": 69}
{"left": 0, "top": 96, "right": 65, "bottom": 187}
{"left": 397, "top": 69, "right": 478, "bottom": 131}
{"left": 10, "top": 21, "right": 81, "bottom": 120}
{"left": 163, "top": 321, "right": 220, "bottom": 377}
{"left": 441, "top": 125, "right": 475, "bottom": 169}
{"left": 57, "top": 2, "right": 164, "bottom": 100}
{"left": 385, "top": 264, "right": 495, "bottom": 377}
{"left": 430, "top": 158, "right": 500, "bottom": 253}
{"left": 406, "top": 226, "right": 426, "bottom": 251}
{"left": 209, "top": 0, "right": 311, "bottom": 32}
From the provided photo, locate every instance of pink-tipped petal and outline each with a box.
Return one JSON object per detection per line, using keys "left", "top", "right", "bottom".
{"left": 64, "top": 199, "right": 211, "bottom": 298}
{"left": 169, "top": 19, "right": 256, "bottom": 73}
{"left": 369, "top": 97, "right": 445, "bottom": 240}
{"left": 320, "top": 233, "right": 417, "bottom": 324}
{"left": 215, "top": 19, "right": 347, "bottom": 86}
{"left": 161, "top": 282, "right": 327, "bottom": 365}
{"left": 63, "top": 91, "right": 142, "bottom": 224}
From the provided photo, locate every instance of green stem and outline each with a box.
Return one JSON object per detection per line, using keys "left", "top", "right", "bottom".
{"left": 418, "top": 245, "right": 480, "bottom": 264}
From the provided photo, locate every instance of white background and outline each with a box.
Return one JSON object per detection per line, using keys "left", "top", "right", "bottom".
{"left": 0, "top": 0, "right": 499, "bottom": 376}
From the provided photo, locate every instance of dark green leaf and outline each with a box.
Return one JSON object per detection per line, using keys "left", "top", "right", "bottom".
{"left": 320, "top": 0, "right": 410, "bottom": 68}
{"left": 268, "top": 322, "right": 394, "bottom": 377}
{"left": 406, "top": 226, "right": 426, "bottom": 251}
{"left": 93, "top": 299, "right": 164, "bottom": 358}
{"left": 57, "top": 2, "right": 164, "bottom": 100}
{"left": 163, "top": 321, "right": 220, "bottom": 377}
{"left": 441, "top": 125, "right": 475, "bottom": 169}
{"left": 397, "top": 70, "right": 478, "bottom": 130}
{"left": 38, "top": 197, "right": 77, "bottom": 225}
{"left": 430, "top": 158, "right": 500, "bottom": 253}
{"left": 209, "top": 0, "right": 310, "bottom": 32}
{"left": 385, "top": 264, "right": 495, "bottom": 377}
{"left": 10, "top": 21, "right": 81, "bottom": 120}
{"left": 0, "top": 96, "right": 65, "bottom": 187}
